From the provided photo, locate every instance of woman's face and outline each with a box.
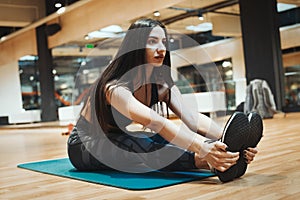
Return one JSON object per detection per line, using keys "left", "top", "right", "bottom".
{"left": 145, "top": 26, "right": 167, "bottom": 67}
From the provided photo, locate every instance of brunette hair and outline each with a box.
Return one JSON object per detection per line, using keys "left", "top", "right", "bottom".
{"left": 91, "top": 18, "right": 174, "bottom": 133}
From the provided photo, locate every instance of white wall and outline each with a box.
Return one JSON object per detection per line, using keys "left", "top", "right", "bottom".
{"left": 0, "top": 62, "right": 23, "bottom": 116}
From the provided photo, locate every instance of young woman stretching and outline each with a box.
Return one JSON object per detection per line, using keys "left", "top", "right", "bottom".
{"left": 67, "top": 18, "right": 258, "bottom": 182}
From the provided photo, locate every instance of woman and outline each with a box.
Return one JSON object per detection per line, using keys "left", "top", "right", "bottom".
{"left": 68, "top": 18, "right": 258, "bottom": 182}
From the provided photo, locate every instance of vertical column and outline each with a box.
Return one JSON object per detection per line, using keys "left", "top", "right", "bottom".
{"left": 36, "top": 24, "right": 57, "bottom": 121}
{"left": 239, "top": 0, "right": 285, "bottom": 110}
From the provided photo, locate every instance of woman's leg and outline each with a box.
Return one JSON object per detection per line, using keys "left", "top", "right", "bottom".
{"left": 67, "top": 126, "right": 111, "bottom": 171}
{"left": 68, "top": 126, "right": 207, "bottom": 172}
{"left": 107, "top": 131, "right": 198, "bottom": 171}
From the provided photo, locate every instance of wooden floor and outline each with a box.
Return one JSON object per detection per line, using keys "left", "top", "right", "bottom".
{"left": 0, "top": 112, "right": 299, "bottom": 200}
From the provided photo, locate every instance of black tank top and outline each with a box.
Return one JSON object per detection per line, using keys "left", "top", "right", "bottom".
{"left": 105, "top": 84, "right": 159, "bottom": 133}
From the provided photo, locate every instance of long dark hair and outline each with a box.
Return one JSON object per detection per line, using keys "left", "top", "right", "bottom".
{"left": 92, "top": 18, "right": 174, "bottom": 133}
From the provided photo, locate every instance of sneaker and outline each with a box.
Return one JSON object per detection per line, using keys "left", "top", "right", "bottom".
{"left": 215, "top": 112, "right": 250, "bottom": 182}
{"left": 235, "top": 112, "right": 263, "bottom": 178}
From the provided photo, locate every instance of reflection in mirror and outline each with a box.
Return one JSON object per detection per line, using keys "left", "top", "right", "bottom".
{"left": 18, "top": 49, "right": 114, "bottom": 111}
{"left": 283, "top": 49, "right": 300, "bottom": 112}
{"left": 52, "top": 42, "right": 118, "bottom": 107}
{"left": 177, "top": 58, "right": 235, "bottom": 111}
{"left": 284, "top": 66, "right": 300, "bottom": 111}
{"left": 18, "top": 55, "right": 40, "bottom": 110}
{"left": 53, "top": 54, "right": 113, "bottom": 106}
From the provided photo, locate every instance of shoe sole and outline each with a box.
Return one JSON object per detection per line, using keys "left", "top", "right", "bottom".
{"left": 216, "top": 112, "right": 250, "bottom": 182}
{"left": 235, "top": 112, "right": 263, "bottom": 178}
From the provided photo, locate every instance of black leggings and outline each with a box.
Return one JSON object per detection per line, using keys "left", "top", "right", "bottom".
{"left": 67, "top": 120, "right": 196, "bottom": 172}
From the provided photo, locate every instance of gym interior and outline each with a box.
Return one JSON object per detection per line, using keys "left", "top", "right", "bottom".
{"left": 0, "top": 0, "right": 299, "bottom": 199}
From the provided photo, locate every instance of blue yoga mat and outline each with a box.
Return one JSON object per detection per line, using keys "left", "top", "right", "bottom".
{"left": 18, "top": 158, "right": 215, "bottom": 190}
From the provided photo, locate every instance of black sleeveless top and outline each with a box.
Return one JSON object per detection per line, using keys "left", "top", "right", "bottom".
{"left": 105, "top": 83, "right": 159, "bottom": 133}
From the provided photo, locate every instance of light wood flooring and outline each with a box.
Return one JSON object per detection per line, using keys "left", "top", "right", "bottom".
{"left": 0, "top": 112, "right": 299, "bottom": 200}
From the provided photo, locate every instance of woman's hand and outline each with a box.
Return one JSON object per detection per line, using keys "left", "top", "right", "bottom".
{"left": 243, "top": 147, "right": 258, "bottom": 164}
{"left": 199, "top": 141, "right": 240, "bottom": 172}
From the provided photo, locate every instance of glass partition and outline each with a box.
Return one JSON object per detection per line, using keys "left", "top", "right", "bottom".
{"left": 18, "top": 55, "right": 40, "bottom": 110}
{"left": 18, "top": 53, "right": 112, "bottom": 110}
{"left": 284, "top": 63, "right": 300, "bottom": 111}
{"left": 176, "top": 58, "right": 235, "bottom": 111}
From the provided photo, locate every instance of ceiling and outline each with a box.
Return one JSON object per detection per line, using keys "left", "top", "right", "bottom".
{"left": 55, "top": 0, "right": 300, "bottom": 56}
{"left": 3, "top": 0, "right": 300, "bottom": 77}
{"left": 0, "top": 0, "right": 299, "bottom": 44}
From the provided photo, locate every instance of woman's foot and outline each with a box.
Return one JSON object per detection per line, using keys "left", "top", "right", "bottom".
{"left": 235, "top": 112, "right": 263, "bottom": 178}
{"left": 215, "top": 112, "right": 250, "bottom": 182}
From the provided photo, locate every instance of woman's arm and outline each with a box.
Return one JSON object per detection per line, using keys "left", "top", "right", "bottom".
{"left": 168, "top": 85, "right": 223, "bottom": 140}
{"left": 107, "top": 85, "right": 204, "bottom": 153}
{"left": 107, "top": 86, "right": 239, "bottom": 171}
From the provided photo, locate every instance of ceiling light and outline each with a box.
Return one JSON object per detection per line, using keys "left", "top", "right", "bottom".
{"left": 52, "top": 69, "right": 57, "bottom": 74}
{"left": 277, "top": 3, "right": 297, "bottom": 12}
{"left": 87, "top": 25, "right": 124, "bottom": 39}
{"left": 0, "top": 36, "right": 6, "bottom": 41}
{"left": 225, "top": 70, "right": 233, "bottom": 76}
{"left": 88, "top": 31, "right": 116, "bottom": 38}
{"left": 222, "top": 61, "right": 232, "bottom": 68}
{"left": 60, "top": 83, "right": 67, "bottom": 89}
{"left": 169, "top": 35, "right": 175, "bottom": 43}
{"left": 19, "top": 55, "right": 37, "bottom": 61}
{"left": 56, "top": 7, "right": 66, "bottom": 14}
{"left": 186, "top": 22, "right": 213, "bottom": 32}
{"left": 0, "top": 36, "right": 7, "bottom": 42}
{"left": 55, "top": 3, "right": 62, "bottom": 8}
{"left": 101, "top": 25, "right": 123, "bottom": 33}
{"left": 285, "top": 72, "right": 299, "bottom": 76}
{"left": 153, "top": 11, "right": 160, "bottom": 17}
{"left": 83, "top": 69, "right": 89, "bottom": 74}
{"left": 198, "top": 11, "right": 204, "bottom": 21}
